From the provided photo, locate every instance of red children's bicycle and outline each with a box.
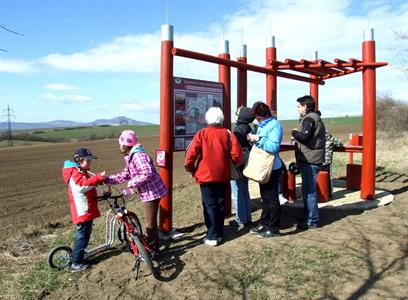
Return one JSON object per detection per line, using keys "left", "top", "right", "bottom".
{"left": 47, "top": 186, "right": 159, "bottom": 279}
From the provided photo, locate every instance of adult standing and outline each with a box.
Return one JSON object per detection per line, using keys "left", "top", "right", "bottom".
{"left": 291, "top": 95, "right": 326, "bottom": 230}
{"left": 247, "top": 102, "right": 283, "bottom": 238}
{"left": 230, "top": 106, "right": 255, "bottom": 228}
{"left": 184, "top": 107, "right": 243, "bottom": 246}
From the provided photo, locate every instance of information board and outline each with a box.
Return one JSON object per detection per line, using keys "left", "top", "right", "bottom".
{"left": 173, "top": 77, "right": 224, "bottom": 151}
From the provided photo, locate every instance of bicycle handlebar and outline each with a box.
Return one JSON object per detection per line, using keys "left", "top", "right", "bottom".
{"left": 97, "top": 191, "right": 124, "bottom": 201}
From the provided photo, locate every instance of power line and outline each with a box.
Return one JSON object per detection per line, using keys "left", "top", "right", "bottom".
{"left": 0, "top": 24, "right": 24, "bottom": 36}
{"left": 2, "top": 105, "right": 15, "bottom": 147}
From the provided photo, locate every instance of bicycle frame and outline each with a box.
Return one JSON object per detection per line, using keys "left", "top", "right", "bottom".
{"left": 84, "top": 208, "right": 118, "bottom": 257}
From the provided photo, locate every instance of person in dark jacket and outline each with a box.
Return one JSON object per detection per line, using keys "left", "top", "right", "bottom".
{"left": 291, "top": 95, "right": 326, "bottom": 230}
{"left": 230, "top": 106, "right": 255, "bottom": 228}
{"left": 185, "top": 107, "right": 243, "bottom": 246}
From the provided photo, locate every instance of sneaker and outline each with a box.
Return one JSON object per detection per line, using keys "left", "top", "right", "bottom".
{"left": 257, "top": 230, "right": 281, "bottom": 238}
{"left": 279, "top": 194, "right": 288, "bottom": 205}
{"left": 229, "top": 219, "right": 242, "bottom": 227}
{"left": 71, "top": 263, "right": 89, "bottom": 273}
{"left": 217, "top": 238, "right": 223, "bottom": 244}
{"left": 203, "top": 237, "right": 218, "bottom": 246}
{"left": 295, "top": 223, "right": 308, "bottom": 231}
{"left": 229, "top": 220, "right": 246, "bottom": 230}
{"left": 249, "top": 224, "right": 265, "bottom": 234}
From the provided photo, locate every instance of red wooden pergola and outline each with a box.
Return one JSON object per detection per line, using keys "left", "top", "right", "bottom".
{"left": 158, "top": 25, "right": 387, "bottom": 234}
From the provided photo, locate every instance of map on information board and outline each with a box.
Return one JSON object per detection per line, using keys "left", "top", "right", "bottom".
{"left": 173, "top": 77, "right": 223, "bottom": 151}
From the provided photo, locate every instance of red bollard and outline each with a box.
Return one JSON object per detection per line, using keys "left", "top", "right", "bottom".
{"left": 347, "top": 164, "right": 362, "bottom": 190}
{"left": 317, "top": 171, "right": 330, "bottom": 203}
{"left": 287, "top": 171, "right": 296, "bottom": 201}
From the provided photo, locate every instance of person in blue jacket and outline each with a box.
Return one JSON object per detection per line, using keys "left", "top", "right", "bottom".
{"left": 247, "top": 101, "right": 283, "bottom": 238}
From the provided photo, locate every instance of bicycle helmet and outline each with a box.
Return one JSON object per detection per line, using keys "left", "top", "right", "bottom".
{"left": 288, "top": 162, "right": 300, "bottom": 175}
{"left": 119, "top": 130, "right": 137, "bottom": 146}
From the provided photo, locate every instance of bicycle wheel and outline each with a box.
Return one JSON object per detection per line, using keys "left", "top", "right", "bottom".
{"left": 131, "top": 234, "right": 159, "bottom": 279}
{"left": 118, "top": 212, "right": 143, "bottom": 249}
{"left": 47, "top": 246, "right": 72, "bottom": 269}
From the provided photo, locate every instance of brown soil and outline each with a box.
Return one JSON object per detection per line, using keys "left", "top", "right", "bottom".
{"left": 1, "top": 127, "right": 407, "bottom": 299}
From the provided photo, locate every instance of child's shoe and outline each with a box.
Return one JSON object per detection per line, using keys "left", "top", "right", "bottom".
{"left": 71, "top": 263, "right": 89, "bottom": 273}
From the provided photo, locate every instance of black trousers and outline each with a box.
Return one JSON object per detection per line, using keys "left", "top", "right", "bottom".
{"left": 259, "top": 169, "right": 281, "bottom": 232}
{"left": 200, "top": 182, "right": 227, "bottom": 240}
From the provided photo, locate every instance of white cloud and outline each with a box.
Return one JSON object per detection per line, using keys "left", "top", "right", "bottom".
{"left": 66, "top": 95, "right": 92, "bottom": 102}
{"left": 44, "top": 83, "right": 79, "bottom": 90}
{"left": 41, "top": 34, "right": 161, "bottom": 73}
{"left": 42, "top": 92, "right": 92, "bottom": 102}
{"left": 0, "top": 58, "right": 35, "bottom": 73}
{"left": 120, "top": 100, "right": 160, "bottom": 111}
{"left": 43, "top": 92, "right": 63, "bottom": 100}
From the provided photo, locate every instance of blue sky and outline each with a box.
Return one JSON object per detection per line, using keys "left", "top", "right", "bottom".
{"left": 0, "top": 0, "right": 407, "bottom": 123}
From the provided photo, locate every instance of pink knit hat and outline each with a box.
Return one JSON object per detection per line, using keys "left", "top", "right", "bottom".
{"left": 118, "top": 130, "right": 137, "bottom": 146}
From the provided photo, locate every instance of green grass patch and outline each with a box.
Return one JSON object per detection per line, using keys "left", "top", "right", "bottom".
{"left": 34, "top": 124, "right": 159, "bottom": 141}
{"left": 50, "top": 229, "right": 75, "bottom": 248}
{"left": 17, "top": 261, "right": 75, "bottom": 300}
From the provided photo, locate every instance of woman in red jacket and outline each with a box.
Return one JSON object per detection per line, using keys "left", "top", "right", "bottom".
{"left": 185, "top": 107, "right": 243, "bottom": 246}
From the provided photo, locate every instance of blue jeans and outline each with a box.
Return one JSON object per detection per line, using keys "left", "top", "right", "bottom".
{"left": 300, "top": 163, "right": 321, "bottom": 227}
{"left": 200, "top": 182, "right": 227, "bottom": 240}
{"left": 230, "top": 177, "right": 252, "bottom": 225}
{"left": 71, "top": 220, "right": 93, "bottom": 264}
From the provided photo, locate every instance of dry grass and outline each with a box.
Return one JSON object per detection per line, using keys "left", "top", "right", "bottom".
{"left": 376, "top": 131, "right": 408, "bottom": 173}
{"left": 329, "top": 131, "right": 407, "bottom": 179}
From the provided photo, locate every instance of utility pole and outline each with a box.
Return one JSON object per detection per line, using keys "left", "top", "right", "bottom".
{"left": 2, "top": 105, "right": 15, "bottom": 147}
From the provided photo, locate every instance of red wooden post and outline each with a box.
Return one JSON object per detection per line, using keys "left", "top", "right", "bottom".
{"left": 266, "top": 36, "right": 277, "bottom": 113}
{"left": 310, "top": 50, "right": 319, "bottom": 110}
{"left": 237, "top": 44, "right": 247, "bottom": 108}
{"left": 219, "top": 40, "right": 232, "bottom": 215}
{"left": 159, "top": 24, "right": 174, "bottom": 233}
{"left": 219, "top": 40, "right": 231, "bottom": 129}
{"left": 361, "top": 29, "right": 376, "bottom": 200}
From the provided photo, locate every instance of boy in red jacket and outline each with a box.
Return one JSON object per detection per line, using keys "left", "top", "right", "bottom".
{"left": 62, "top": 148, "right": 105, "bottom": 272}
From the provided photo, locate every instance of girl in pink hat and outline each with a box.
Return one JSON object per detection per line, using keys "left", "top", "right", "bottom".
{"left": 105, "top": 130, "right": 168, "bottom": 254}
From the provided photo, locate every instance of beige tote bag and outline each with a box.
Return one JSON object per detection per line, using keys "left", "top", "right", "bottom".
{"left": 243, "top": 146, "right": 275, "bottom": 184}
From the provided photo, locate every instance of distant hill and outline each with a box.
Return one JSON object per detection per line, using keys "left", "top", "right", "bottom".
{"left": 0, "top": 116, "right": 153, "bottom": 130}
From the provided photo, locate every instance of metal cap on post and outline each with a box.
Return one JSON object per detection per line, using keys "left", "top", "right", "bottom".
{"left": 220, "top": 40, "right": 229, "bottom": 54}
{"left": 268, "top": 35, "right": 276, "bottom": 48}
{"left": 241, "top": 44, "right": 247, "bottom": 58}
{"left": 161, "top": 24, "right": 174, "bottom": 41}
{"left": 364, "top": 28, "right": 374, "bottom": 41}
{"left": 311, "top": 50, "right": 318, "bottom": 61}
